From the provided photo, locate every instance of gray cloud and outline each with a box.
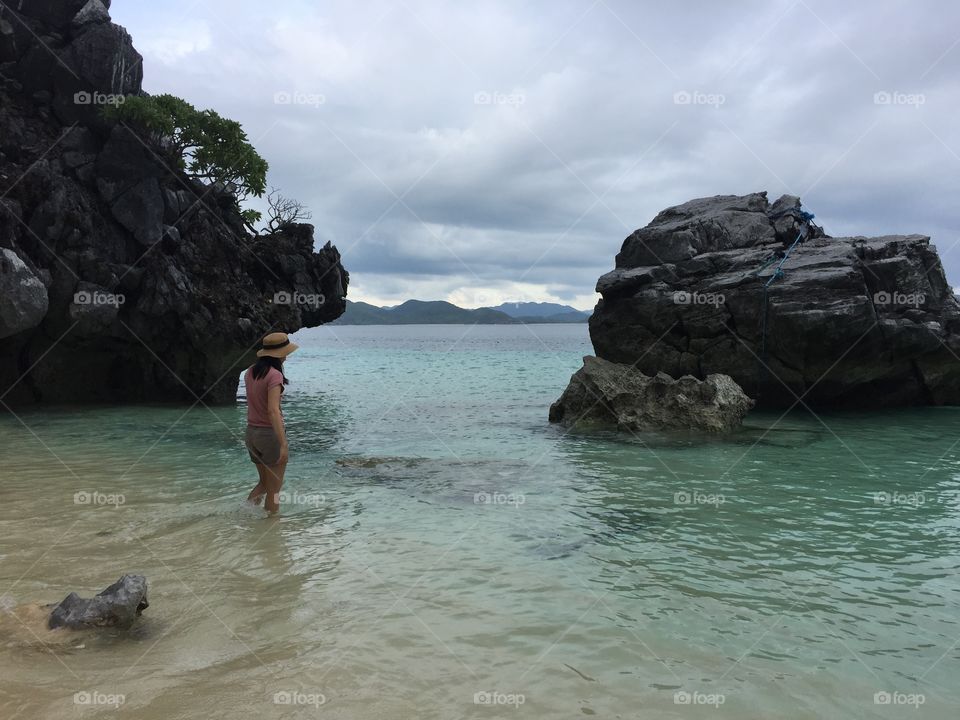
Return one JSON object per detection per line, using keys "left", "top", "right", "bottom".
{"left": 112, "top": 0, "right": 960, "bottom": 309}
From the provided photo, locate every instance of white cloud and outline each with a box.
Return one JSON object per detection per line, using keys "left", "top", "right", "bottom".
{"left": 109, "top": 0, "right": 960, "bottom": 310}
{"left": 137, "top": 20, "right": 212, "bottom": 64}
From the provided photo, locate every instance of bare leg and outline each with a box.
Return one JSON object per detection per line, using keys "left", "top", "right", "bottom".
{"left": 247, "top": 464, "right": 269, "bottom": 506}
{"left": 262, "top": 460, "right": 287, "bottom": 514}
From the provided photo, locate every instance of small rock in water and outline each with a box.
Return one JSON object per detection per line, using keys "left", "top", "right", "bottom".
{"left": 47, "top": 574, "right": 149, "bottom": 630}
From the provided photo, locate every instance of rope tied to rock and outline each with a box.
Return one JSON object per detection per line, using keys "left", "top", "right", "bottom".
{"left": 764, "top": 209, "right": 816, "bottom": 289}
{"left": 757, "top": 209, "right": 816, "bottom": 399}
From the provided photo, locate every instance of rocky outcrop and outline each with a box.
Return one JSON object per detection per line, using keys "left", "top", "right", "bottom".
{"left": 550, "top": 355, "right": 753, "bottom": 432}
{"left": 47, "top": 574, "right": 148, "bottom": 630}
{"left": 0, "top": 247, "right": 48, "bottom": 337}
{"left": 0, "top": 0, "right": 348, "bottom": 404}
{"left": 589, "top": 192, "right": 960, "bottom": 408}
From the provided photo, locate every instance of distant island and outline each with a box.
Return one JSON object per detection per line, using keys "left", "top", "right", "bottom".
{"left": 332, "top": 300, "right": 591, "bottom": 325}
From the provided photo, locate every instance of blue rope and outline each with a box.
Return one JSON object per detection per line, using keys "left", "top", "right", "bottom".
{"left": 764, "top": 210, "right": 815, "bottom": 289}
{"left": 757, "top": 209, "right": 815, "bottom": 396}
{"left": 751, "top": 254, "right": 780, "bottom": 276}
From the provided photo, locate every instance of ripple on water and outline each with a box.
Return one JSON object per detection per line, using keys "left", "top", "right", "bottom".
{"left": 2, "top": 326, "right": 960, "bottom": 717}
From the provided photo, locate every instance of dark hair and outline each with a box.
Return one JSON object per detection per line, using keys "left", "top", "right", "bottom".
{"left": 251, "top": 356, "right": 289, "bottom": 385}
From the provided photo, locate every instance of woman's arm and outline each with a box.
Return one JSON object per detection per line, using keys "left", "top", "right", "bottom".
{"left": 267, "top": 384, "right": 288, "bottom": 464}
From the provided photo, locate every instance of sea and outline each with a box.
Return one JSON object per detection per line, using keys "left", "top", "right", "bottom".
{"left": 0, "top": 323, "right": 958, "bottom": 718}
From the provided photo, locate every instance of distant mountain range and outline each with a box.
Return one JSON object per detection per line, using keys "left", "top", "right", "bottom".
{"left": 332, "top": 300, "right": 591, "bottom": 325}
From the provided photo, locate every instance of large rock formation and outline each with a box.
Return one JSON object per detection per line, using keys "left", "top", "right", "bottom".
{"left": 47, "top": 573, "right": 148, "bottom": 630}
{"left": 0, "top": 0, "right": 348, "bottom": 404}
{"left": 589, "top": 192, "right": 960, "bottom": 408}
{"left": 550, "top": 355, "right": 753, "bottom": 433}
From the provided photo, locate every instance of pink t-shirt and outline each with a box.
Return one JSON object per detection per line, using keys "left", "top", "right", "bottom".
{"left": 245, "top": 366, "right": 284, "bottom": 427}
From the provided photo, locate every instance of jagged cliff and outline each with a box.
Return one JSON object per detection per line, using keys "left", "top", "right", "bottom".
{"left": 0, "top": 0, "right": 348, "bottom": 404}
{"left": 587, "top": 192, "right": 960, "bottom": 408}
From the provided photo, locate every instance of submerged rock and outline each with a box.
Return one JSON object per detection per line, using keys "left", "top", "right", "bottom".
{"left": 0, "top": 0, "right": 348, "bottom": 405}
{"left": 47, "top": 574, "right": 148, "bottom": 630}
{"left": 590, "top": 192, "right": 960, "bottom": 408}
{"left": 335, "top": 456, "right": 425, "bottom": 469}
{"left": 550, "top": 355, "right": 754, "bottom": 433}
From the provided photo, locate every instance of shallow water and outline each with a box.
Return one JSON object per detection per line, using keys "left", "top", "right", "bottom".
{"left": 1, "top": 324, "right": 959, "bottom": 718}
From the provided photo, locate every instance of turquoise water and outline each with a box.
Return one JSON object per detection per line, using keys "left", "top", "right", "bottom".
{"left": 1, "top": 323, "right": 959, "bottom": 718}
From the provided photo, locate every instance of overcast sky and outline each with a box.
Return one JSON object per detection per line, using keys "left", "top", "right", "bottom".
{"left": 110, "top": 0, "right": 960, "bottom": 310}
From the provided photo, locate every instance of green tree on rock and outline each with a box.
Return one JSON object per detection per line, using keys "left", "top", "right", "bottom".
{"left": 107, "top": 94, "right": 268, "bottom": 224}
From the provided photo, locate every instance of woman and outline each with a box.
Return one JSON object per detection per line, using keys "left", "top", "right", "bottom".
{"left": 244, "top": 331, "right": 298, "bottom": 514}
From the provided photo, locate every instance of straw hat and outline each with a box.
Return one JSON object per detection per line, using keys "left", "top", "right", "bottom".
{"left": 256, "top": 332, "right": 299, "bottom": 358}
